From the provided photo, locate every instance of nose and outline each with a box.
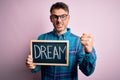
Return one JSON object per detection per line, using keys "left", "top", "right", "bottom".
{"left": 57, "top": 17, "right": 62, "bottom": 22}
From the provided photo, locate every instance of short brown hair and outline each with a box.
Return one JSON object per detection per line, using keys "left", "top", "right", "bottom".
{"left": 50, "top": 2, "right": 69, "bottom": 14}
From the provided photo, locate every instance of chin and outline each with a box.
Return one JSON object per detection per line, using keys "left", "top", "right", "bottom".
{"left": 55, "top": 28, "right": 62, "bottom": 32}
{"left": 56, "top": 27, "right": 62, "bottom": 30}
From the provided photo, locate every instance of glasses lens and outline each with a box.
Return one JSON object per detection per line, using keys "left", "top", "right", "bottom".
{"left": 60, "top": 14, "right": 67, "bottom": 20}
{"left": 51, "top": 14, "right": 68, "bottom": 21}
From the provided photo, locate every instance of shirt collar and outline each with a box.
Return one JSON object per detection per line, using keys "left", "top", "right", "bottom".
{"left": 52, "top": 28, "right": 71, "bottom": 37}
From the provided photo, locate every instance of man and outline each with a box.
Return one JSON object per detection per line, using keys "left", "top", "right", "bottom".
{"left": 26, "top": 2, "right": 97, "bottom": 80}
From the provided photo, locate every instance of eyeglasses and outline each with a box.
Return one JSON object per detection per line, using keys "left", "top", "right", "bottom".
{"left": 51, "top": 14, "right": 68, "bottom": 21}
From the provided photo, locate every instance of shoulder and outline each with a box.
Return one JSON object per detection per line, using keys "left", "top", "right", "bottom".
{"left": 37, "top": 31, "right": 53, "bottom": 40}
{"left": 70, "top": 33, "right": 81, "bottom": 41}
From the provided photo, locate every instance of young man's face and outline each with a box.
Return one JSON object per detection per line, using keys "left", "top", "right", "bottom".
{"left": 50, "top": 9, "right": 70, "bottom": 35}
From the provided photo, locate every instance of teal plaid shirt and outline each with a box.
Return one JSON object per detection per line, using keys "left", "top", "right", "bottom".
{"left": 31, "top": 28, "right": 97, "bottom": 80}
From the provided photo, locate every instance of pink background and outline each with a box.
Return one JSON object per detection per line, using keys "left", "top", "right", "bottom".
{"left": 0, "top": 0, "right": 120, "bottom": 80}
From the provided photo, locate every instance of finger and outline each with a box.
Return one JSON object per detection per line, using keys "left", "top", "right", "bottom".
{"left": 26, "top": 58, "right": 33, "bottom": 63}
{"left": 27, "top": 55, "right": 33, "bottom": 61}
{"left": 82, "top": 38, "right": 92, "bottom": 42}
{"left": 81, "top": 35, "right": 87, "bottom": 40}
{"left": 81, "top": 33, "right": 89, "bottom": 39}
{"left": 26, "top": 57, "right": 33, "bottom": 65}
{"left": 81, "top": 37, "right": 89, "bottom": 41}
{"left": 81, "top": 33, "right": 93, "bottom": 38}
{"left": 26, "top": 61, "right": 32, "bottom": 66}
{"left": 27, "top": 64, "right": 34, "bottom": 69}
{"left": 27, "top": 61, "right": 34, "bottom": 66}
{"left": 27, "top": 57, "right": 33, "bottom": 61}
{"left": 28, "top": 54, "right": 32, "bottom": 58}
{"left": 81, "top": 36, "right": 93, "bottom": 43}
{"left": 87, "top": 34, "right": 93, "bottom": 39}
{"left": 26, "top": 62, "right": 36, "bottom": 69}
{"left": 26, "top": 60, "right": 32, "bottom": 64}
{"left": 81, "top": 33, "right": 87, "bottom": 38}
{"left": 81, "top": 36, "right": 87, "bottom": 39}
{"left": 82, "top": 33, "right": 89, "bottom": 36}
{"left": 29, "top": 65, "right": 36, "bottom": 69}
{"left": 81, "top": 41, "right": 88, "bottom": 46}
{"left": 81, "top": 39, "right": 90, "bottom": 45}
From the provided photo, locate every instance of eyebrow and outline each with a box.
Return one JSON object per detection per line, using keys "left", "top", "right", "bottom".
{"left": 51, "top": 14, "right": 68, "bottom": 16}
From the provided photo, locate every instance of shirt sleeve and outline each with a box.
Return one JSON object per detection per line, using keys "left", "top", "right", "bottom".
{"left": 31, "top": 65, "right": 41, "bottom": 73}
{"left": 77, "top": 38, "right": 97, "bottom": 76}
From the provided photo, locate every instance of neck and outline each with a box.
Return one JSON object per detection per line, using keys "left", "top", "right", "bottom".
{"left": 57, "top": 29, "right": 67, "bottom": 35}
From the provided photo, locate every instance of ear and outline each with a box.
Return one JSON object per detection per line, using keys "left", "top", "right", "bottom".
{"left": 68, "top": 15, "right": 70, "bottom": 21}
{"left": 50, "top": 15, "right": 53, "bottom": 22}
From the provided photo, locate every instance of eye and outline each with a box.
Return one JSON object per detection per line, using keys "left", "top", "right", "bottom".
{"left": 51, "top": 14, "right": 68, "bottom": 21}
{"left": 54, "top": 15, "right": 58, "bottom": 19}
{"left": 61, "top": 15, "right": 66, "bottom": 18}
{"left": 51, "top": 15, "right": 57, "bottom": 19}
{"left": 52, "top": 15, "right": 57, "bottom": 18}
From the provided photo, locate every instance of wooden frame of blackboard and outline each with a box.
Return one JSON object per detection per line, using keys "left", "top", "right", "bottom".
{"left": 30, "top": 40, "right": 69, "bottom": 66}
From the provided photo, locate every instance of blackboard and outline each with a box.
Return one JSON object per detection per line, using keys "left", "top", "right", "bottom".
{"left": 30, "top": 40, "right": 69, "bottom": 66}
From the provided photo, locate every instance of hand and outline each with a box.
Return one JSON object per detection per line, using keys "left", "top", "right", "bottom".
{"left": 81, "top": 33, "right": 94, "bottom": 53}
{"left": 26, "top": 54, "right": 36, "bottom": 69}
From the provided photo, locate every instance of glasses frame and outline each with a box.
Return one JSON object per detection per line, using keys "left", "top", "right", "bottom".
{"left": 51, "top": 14, "right": 69, "bottom": 21}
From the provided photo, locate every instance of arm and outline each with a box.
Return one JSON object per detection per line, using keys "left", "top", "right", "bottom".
{"left": 78, "top": 33, "right": 97, "bottom": 76}
{"left": 79, "top": 48, "right": 97, "bottom": 76}
{"left": 26, "top": 34, "right": 46, "bottom": 73}
{"left": 26, "top": 54, "right": 41, "bottom": 73}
